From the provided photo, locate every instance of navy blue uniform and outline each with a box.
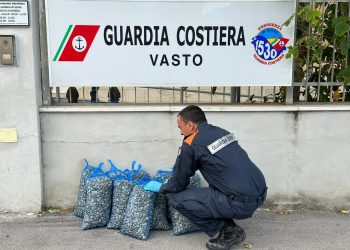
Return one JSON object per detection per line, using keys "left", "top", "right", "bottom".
{"left": 160, "top": 122, "right": 267, "bottom": 237}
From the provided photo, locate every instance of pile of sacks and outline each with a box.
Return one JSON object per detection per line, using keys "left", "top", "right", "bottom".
{"left": 74, "top": 159, "right": 201, "bottom": 240}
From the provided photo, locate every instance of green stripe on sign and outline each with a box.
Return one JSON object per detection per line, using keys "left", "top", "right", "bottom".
{"left": 53, "top": 25, "right": 73, "bottom": 61}
{"left": 270, "top": 39, "right": 278, "bottom": 46}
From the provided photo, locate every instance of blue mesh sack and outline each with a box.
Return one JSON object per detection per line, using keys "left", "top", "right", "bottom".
{"left": 188, "top": 173, "right": 201, "bottom": 188}
{"left": 105, "top": 159, "right": 122, "bottom": 179}
{"left": 151, "top": 170, "right": 173, "bottom": 230}
{"left": 107, "top": 160, "right": 135, "bottom": 229}
{"left": 120, "top": 180, "right": 156, "bottom": 240}
{"left": 74, "top": 159, "right": 96, "bottom": 218}
{"left": 169, "top": 173, "right": 201, "bottom": 235}
{"left": 154, "top": 170, "right": 173, "bottom": 183}
{"left": 128, "top": 160, "right": 151, "bottom": 182}
{"left": 81, "top": 163, "right": 113, "bottom": 230}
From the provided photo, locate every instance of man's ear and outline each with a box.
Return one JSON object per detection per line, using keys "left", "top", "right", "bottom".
{"left": 188, "top": 121, "right": 194, "bottom": 130}
{"left": 189, "top": 121, "right": 198, "bottom": 132}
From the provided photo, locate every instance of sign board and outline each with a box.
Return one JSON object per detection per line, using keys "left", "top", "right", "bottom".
{"left": 45, "top": 0, "right": 296, "bottom": 86}
{"left": 0, "top": 128, "right": 17, "bottom": 143}
{"left": 0, "top": 1, "right": 29, "bottom": 26}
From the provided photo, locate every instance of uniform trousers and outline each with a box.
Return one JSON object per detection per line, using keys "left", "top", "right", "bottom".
{"left": 168, "top": 187, "right": 265, "bottom": 237}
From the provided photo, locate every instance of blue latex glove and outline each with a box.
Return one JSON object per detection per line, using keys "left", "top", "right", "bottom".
{"left": 143, "top": 180, "right": 162, "bottom": 192}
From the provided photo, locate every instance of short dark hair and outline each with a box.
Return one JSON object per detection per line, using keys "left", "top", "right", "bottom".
{"left": 178, "top": 105, "right": 207, "bottom": 124}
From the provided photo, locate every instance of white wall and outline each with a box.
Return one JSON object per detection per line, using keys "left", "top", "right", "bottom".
{"left": 40, "top": 106, "right": 350, "bottom": 209}
{"left": 0, "top": 0, "right": 43, "bottom": 212}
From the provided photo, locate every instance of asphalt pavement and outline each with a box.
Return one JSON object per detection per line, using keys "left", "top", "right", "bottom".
{"left": 0, "top": 208, "right": 349, "bottom": 250}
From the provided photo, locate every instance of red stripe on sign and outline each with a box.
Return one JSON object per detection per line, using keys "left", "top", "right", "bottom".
{"left": 59, "top": 25, "right": 100, "bottom": 61}
{"left": 272, "top": 38, "right": 289, "bottom": 52}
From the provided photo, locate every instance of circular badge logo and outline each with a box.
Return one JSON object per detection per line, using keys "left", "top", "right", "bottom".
{"left": 72, "top": 36, "right": 87, "bottom": 53}
{"left": 251, "top": 23, "right": 289, "bottom": 65}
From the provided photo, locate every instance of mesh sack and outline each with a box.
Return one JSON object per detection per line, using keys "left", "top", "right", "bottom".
{"left": 151, "top": 170, "right": 173, "bottom": 230}
{"left": 107, "top": 160, "right": 135, "bottom": 229}
{"left": 128, "top": 160, "right": 151, "bottom": 182}
{"left": 120, "top": 182, "right": 155, "bottom": 240}
{"left": 188, "top": 173, "right": 201, "bottom": 188}
{"left": 154, "top": 170, "right": 173, "bottom": 183}
{"left": 169, "top": 173, "right": 201, "bottom": 235}
{"left": 81, "top": 164, "right": 113, "bottom": 230}
{"left": 107, "top": 177, "right": 134, "bottom": 229}
{"left": 74, "top": 159, "right": 95, "bottom": 218}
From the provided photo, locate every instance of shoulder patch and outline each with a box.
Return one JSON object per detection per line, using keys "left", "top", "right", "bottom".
{"left": 184, "top": 132, "right": 197, "bottom": 146}
{"left": 207, "top": 133, "right": 237, "bottom": 154}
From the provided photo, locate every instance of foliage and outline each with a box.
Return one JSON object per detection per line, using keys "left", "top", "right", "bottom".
{"left": 282, "top": 2, "right": 350, "bottom": 102}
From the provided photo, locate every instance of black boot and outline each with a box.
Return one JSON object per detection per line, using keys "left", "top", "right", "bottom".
{"left": 206, "top": 221, "right": 246, "bottom": 250}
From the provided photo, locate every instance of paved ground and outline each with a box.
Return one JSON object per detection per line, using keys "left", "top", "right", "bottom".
{"left": 0, "top": 209, "right": 349, "bottom": 250}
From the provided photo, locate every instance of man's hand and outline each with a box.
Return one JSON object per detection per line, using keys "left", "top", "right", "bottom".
{"left": 143, "top": 180, "right": 162, "bottom": 192}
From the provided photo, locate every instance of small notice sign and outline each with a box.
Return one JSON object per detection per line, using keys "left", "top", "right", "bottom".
{"left": 0, "top": 128, "right": 18, "bottom": 143}
{"left": 0, "top": 1, "right": 29, "bottom": 26}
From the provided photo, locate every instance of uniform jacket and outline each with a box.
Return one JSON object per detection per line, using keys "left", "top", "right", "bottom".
{"left": 160, "top": 122, "right": 266, "bottom": 197}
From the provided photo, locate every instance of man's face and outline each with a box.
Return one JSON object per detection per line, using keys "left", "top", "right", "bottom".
{"left": 177, "top": 116, "right": 196, "bottom": 137}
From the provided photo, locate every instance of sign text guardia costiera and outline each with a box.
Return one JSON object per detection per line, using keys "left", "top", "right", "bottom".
{"left": 104, "top": 25, "right": 246, "bottom": 66}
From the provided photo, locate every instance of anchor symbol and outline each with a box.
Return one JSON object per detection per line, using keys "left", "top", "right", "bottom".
{"left": 72, "top": 35, "right": 87, "bottom": 53}
{"left": 74, "top": 37, "right": 85, "bottom": 51}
